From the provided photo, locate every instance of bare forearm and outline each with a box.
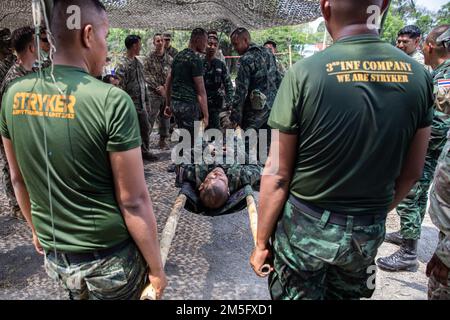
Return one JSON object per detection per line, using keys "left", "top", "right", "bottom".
{"left": 389, "top": 177, "right": 419, "bottom": 211}
{"left": 197, "top": 93, "right": 209, "bottom": 118}
{"left": 122, "top": 199, "right": 164, "bottom": 274}
{"left": 389, "top": 127, "right": 431, "bottom": 211}
{"left": 257, "top": 174, "right": 290, "bottom": 249}
{"left": 12, "top": 180, "right": 35, "bottom": 233}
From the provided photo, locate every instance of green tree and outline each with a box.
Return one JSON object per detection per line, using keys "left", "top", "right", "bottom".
{"left": 381, "top": 10, "right": 404, "bottom": 44}
{"left": 436, "top": 3, "right": 450, "bottom": 25}
{"left": 381, "top": 0, "right": 446, "bottom": 43}
{"left": 415, "top": 13, "right": 434, "bottom": 35}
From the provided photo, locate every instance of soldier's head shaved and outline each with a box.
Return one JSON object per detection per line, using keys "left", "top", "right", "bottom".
{"left": 230, "top": 27, "right": 251, "bottom": 55}
{"left": 426, "top": 25, "right": 450, "bottom": 56}
{"left": 423, "top": 25, "right": 450, "bottom": 68}
{"left": 49, "top": 0, "right": 109, "bottom": 77}
{"left": 199, "top": 168, "right": 230, "bottom": 210}
{"left": 51, "top": 0, "right": 106, "bottom": 40}
{"left": 200, "top": 182, "right": 229, "bottom": 210}
{"left": 189, "top": 28, "right": 208, "bottom": 54}
{"left": 231, "top": 28, "right": 251, "bottom": 42}
{"left": 320, "top": 0, "right": 389, "bottom": 40}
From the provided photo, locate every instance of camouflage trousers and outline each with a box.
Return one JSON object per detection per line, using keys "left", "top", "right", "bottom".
{"left": 207, "top": 96, "right": 224, "bottom": 130}
{"left": 397, "top": 149, "right": 441, "bottom": 240}
{"left": 44, "top": 240, "right": 147, "bottom": 300}
{"left": 269, "top": 198, "right": 386, "bottom": 300}
{"left": 241, "top": 106, "right": 270, "bottom": 133}
{"left": 172, "top": 99, "right": 200, "bottom": 145}
{"left": 136, "top": 102, "right": 156, "bottom": 154}
{"left": 241, "top": 123, "right": 272, "bottom": 165}
{"left": 150, "top": 95, "right": 170, "bottom": 140}
{"left": 0, "top": 140, "right": 19, "bottom": 216}
{"left": 428, "top": 234, "right": 450, "bottom": 300}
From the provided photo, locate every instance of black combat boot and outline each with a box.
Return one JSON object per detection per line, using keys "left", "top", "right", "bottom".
{"left": 384, "top": 231, "right": 403, "bottom": 246}
{"left": 376, "top": 239, "right": 418, "bottom": 272}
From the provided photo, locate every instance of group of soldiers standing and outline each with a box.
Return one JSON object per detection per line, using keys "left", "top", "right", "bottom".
{"left": 0, "top": 0, "right": 450, "bottom": 301}
{"left": 376, "top": 25, "right": 450, "bottom": 279}
{"left": 114, "top": 27, "right": 282, "bottom": 160}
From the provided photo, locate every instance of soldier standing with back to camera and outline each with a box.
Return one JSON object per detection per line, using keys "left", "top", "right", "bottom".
{"left": 250, "top": 0, "right": 434, "bottom": 300}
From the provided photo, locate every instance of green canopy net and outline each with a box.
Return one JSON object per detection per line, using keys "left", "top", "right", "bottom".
{"left": 1, "top": 0, "right": 322, "bottom": 31}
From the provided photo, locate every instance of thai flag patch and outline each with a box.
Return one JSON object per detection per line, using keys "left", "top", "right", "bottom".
{"left": 438, "top": 79, "right": 450, "bottom": 88}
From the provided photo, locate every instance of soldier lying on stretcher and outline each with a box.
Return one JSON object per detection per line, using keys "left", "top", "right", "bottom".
{"left": 175, "top": 140, "right": 262, "bottom": 210}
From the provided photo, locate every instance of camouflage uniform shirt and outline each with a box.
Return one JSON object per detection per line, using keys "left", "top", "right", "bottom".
{"left": 276, "top": 58, "right": 286, "bottom": 77}
{"left": 115, "top": 55, "right": 149, "bottom": 109}
{"left": 0, "top": 54, "right": 16, "bottom": 83}
{"left": 429, "top": 59, "right": 450, "bottom": 154}
{"left": 0, "top": 62, "right": 32, "bottom": 104}
{"left": 429, "top": 58, "right": 450, "bottom": 268}
{"left": 203, "top": 58, "right": 234, "bottom": 106}
{"left": 166, "top": 46, "right": 179, "bottom": 59}
{"left": 179, "top": 140, "right": 261, "bottom": 194}
{"left": 144, "top": 50, "right": 173, "bottom": 96}
{"left": 410, "top": 50, "right": 426, "bottom": 65}
{"left": 231, "top": 44, "right": 282, "bottom": 129}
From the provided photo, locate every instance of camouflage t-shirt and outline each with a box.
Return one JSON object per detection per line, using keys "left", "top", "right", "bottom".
{"left": 433, "top": 59, "right": 450, "bottom": 116}
{"left": 428, "top": 58, "right": 450, "bottom": 267}
{"left": 0, "top": 62, "right": 32, "bottom": 105}
{"left": 166, "top": 46, "right": 179, "bottom": 59}
{"left": 144, "top": 50, "right": 172, "bottom": 96}
{"left": 179, "top": 140, "right": 261, "bottom": 194}
{"left": 410, "top": 50, "right": 425, "bottom": 65}
{"left": 203, "top": 58, "right": 233, "bottom": 105}
{"left": 231, "top": 44, "right": 282, "bottom": 130}
{"left": 429, "top": 59, "right": 450, "bottom": 152}
{"left": 269, "top": 34, "right": 434, "bottom": 215}
{"left": 115, "top": 55, "right": 149, "bottom": 109}
{"left": 0, "top": 54, "right": 15, "bottom": 83}
{"left": 171, "top": 48, "right": 204, "bottom": 103}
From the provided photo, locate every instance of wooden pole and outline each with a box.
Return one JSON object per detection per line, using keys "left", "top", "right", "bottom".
{"left": 140, "top": 194, "right": 187, "bottom": 300}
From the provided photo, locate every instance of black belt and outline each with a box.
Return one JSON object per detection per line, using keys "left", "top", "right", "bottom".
{"left": 46, "top": 239, "right": 132, "bottom": 265}
{"left": 288, "top": 195, "right": 387, "bottom": 227}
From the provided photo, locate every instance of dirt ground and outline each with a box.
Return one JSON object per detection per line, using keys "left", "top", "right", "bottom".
{"left": 0, "top": 131, "right": 439, "bottom": 300}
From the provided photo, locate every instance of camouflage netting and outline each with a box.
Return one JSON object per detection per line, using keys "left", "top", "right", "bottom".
{"left": 0, "top": 0, "right": 321, "bottom": 31}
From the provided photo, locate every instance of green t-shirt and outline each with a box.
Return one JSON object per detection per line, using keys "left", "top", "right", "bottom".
{"left": 0, "top": 65, "right": 142, "bottom": 252}
{"left": 268, "top": 35, "right": 434, "bottom": 215}
{"left": 171, "top": 48, "right": 204, "bottom": 103}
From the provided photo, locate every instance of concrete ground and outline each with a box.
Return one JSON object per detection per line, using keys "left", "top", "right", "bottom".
{"left": 0, "top": 131, "right": 440, "bottom": 300}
